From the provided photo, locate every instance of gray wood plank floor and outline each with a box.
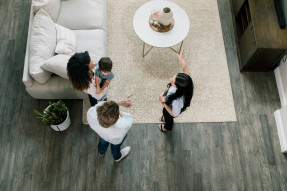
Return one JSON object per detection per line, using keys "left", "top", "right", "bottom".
{"left": 1, "top": 0, "right": 287, "bottom": 190}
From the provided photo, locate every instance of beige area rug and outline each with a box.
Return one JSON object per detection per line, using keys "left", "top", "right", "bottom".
{"left": 83, "top": 0, "right": 236, "bottom": 124}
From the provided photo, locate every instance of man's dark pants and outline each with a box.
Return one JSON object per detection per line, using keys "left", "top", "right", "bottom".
{"left": 98, "top": 135, "right": 127, "bottom": 160}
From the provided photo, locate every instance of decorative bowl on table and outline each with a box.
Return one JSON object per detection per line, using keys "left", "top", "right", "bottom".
{"left": 149, "top": 10, "right": 174, "bottom": 33}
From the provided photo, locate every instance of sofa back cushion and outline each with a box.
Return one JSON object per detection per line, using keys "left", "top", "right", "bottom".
{"left": 32, "top": 0, "right": 61, "bottom": 22}
{"left": 29, "top": 9, "right": 56, "bottom": 84}
{"left": 56, "top": 0, "right": 107, "bottom": 30}
{"left": 74, "top": 29, "right": 106, "bottom": 62}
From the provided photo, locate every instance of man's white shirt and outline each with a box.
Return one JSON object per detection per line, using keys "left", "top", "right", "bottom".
{"left": 87, "top": 101, "right": 133, "bottom": 145}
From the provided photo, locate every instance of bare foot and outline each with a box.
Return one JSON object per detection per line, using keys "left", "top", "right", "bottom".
{"left": 158, "top": 124, "right": 168, "bottom": 132}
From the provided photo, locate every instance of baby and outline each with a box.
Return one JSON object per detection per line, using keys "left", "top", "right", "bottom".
{"left": 93, "top": 57, "right": 114, "bottom": 101}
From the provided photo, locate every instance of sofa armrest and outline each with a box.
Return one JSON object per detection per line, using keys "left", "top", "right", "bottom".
{"left": 22, "top": 8, "right": 34, "bottom": 87}
{"left": 23, "top": 51, "right": 34, "bottom": 87}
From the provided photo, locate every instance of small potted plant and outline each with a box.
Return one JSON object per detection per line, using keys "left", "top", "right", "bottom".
{"left": 34, "top": 100, "right": 71, "bottom": 131}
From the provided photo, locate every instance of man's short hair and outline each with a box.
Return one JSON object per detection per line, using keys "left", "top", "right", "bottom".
{"left": 99, "top": 57, "right": 113, "bottom": 72}
{"left": 97, "top": 101, "right": 119, "bottom": 128}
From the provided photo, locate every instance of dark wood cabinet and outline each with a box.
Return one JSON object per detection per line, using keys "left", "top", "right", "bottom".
{"left": 231, "top": 0, "right": 287, "bottom": 71}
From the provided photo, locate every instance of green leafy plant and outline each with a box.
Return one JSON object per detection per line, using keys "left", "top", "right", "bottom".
{"left": 34, "top": 100, "right": 68, "bottom": 126}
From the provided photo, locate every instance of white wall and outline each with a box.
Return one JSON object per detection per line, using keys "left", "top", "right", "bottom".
{"left": 274, "top": 55, "right": 287, "bottom": 153}
{"left": 279, "top": 60, "right": 287, "bottom": 103}
{"left": 275, "top": 56, "right": 287, "bottom": 106}
{"left": 274, "top": 0, "right": 287, "bottom": 153}
{"left": 274, "top": 105, "right": 287, "bottom": 153}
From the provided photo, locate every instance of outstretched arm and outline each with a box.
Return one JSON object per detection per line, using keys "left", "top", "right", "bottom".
{"left": 117, "top": 94, "right": 134, "bottom": 108}
{"left": 177, "top": 48, "right": 190, "bottom": 75}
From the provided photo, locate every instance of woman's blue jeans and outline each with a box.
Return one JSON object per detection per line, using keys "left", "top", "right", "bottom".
{"left": 98, "top": 135, "right": 127, "bottom": 160}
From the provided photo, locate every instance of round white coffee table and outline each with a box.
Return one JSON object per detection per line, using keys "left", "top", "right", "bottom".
{"left": 133, "top": 0, "right": 190, "bottom": 57}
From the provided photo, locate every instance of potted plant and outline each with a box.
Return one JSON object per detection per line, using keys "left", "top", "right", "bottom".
{"left": 34, "top": 100, "right": 71, "bottom": 131}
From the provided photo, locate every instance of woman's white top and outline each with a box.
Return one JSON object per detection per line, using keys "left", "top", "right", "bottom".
{"left": 84, "top": 79, "right": 107, "bottom": 100}
{"left": 166, "top": 86, "right": 184, "bottom": 116}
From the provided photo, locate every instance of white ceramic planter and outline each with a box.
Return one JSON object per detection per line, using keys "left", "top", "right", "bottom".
{"left": 50, "top": 111, "right": 71, "bottom": 132}
{"left": 158, "top": 7, "right": 173, "bottom": 26}
{"left": 45, "top": 105, "right": 71, "bottom": 131}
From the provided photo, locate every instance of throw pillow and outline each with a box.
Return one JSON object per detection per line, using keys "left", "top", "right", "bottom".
{"left": 41, "top": 54, "right": 71, "bottom": 79}
{"left": 32, "top": 0, "right": 61, "bottom": 22}
{"left": 29, "top": 9, "right": 56, "bottom": 84}
{"left": 55, "top": 24, "right": 76, "bottom": 55}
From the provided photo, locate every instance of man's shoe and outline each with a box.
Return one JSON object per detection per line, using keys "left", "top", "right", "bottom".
{"left": 114, "top": 146, "right": 131, "bottom": 162}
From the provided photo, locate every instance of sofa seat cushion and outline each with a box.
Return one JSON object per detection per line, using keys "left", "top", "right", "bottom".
{"left": 74, "top": 29, "right": 106, "bottom": 62}
{"left": 56, "top": 0, "right": 107, "bottom": 30}
{"left": 29, "top": 9, "right": 56, "bottom": 84}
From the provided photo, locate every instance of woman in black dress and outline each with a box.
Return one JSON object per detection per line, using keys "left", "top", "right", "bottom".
{"left": 158, "top": 48, "right": 194, "bottom": 132}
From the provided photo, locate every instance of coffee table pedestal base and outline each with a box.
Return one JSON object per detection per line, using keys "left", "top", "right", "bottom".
{"left": 142, "top": 41, "right": 184, "bottom": 57}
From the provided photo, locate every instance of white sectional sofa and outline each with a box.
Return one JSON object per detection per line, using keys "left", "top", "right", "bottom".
{"left": 22, "top": 0, "right": 107, "bottom": 99}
